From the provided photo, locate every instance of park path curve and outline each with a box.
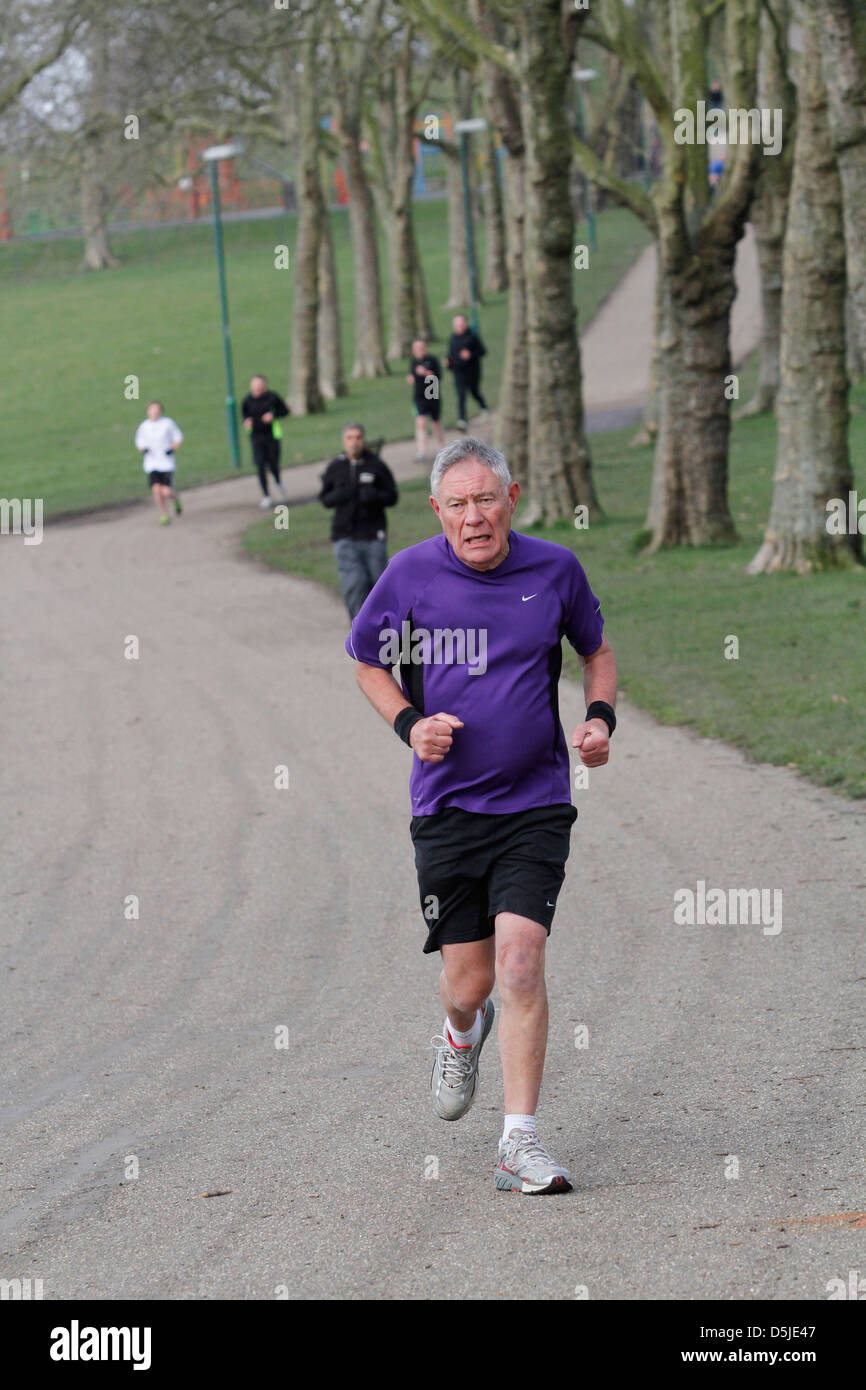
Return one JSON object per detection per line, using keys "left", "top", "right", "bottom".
{"left": 579, "top": 223, "right": 760, "bottom": 413}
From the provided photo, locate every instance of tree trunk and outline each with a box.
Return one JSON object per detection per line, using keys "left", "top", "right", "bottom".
{"left": 496, "top": 152, "right": 528, "bottom": 487}
{"left": 740, "top": 219, "right": 785, "bottom": 415}
{"left": 444, "top": 71, "right": 480, "bottom": 311}
{"left": 386, "top": 39, "right": 418, "bottom": 361}
{"left": 80, "top": 138, "right": 118, "bottom": 270}
{"left": 483, "top": 127, "right": 508, "bottom": 293}
{"left": 444, "top": 145, "right": 472, "bottom": 309}
{"left": 818, "top": 0, "right": 866, "bottom": 364}
{"left": 338, "top": 128, "right": 388, "bottom": 378}
{"left": 642, "top": 0, "right": 763, "bottom": 548}
{"left": 317, "top": 191, "right": 347, "bottom": 399}
{"left": 386, "top": 201, "right": 415, "bottom": 359}
{"left": 517, "top": 0, "right": 597, "bottom": 522}
{"left": 631, "top": 261, "right": 662, "bottom": 447}
{"left": 738, "top": 0, "right": 794, "bottom": 417}
{"left": 410, "top": 224, "right": 433, "bottom": 340}
{"left": 79, "top": 30, "right": 117, "bottom": 272}
{"left": 471, "top": 0, "right": 523, "bottom": 458}
{"left": 289, "top": 35, "right": 325, "bottom": 416}
{"left": 645, "top": 235, "right": 740, "bottom": 548}
{"left": 846, "top": 290, "right": 865, "bottom": 379}
{"left": 748, "top": 4, "right": 859, "bottom": 574}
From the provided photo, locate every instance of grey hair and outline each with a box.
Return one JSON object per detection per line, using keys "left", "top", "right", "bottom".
{"left": 430, "top": 436, "right": 511, "bottom": 498}
{"left": 342, "top": 421, "right": 365, "bottom": 434}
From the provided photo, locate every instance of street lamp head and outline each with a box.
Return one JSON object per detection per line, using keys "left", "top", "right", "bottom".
{"left": 202, "top": 140, "right": 245, "bottom": 162}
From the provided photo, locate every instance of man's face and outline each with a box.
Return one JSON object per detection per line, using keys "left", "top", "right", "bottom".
{"left": 431, "top": 459, "right": 519, "bottom": 571}
{"left": 453, "top": 316, "right": 467, "bottom": 334}
{"left": 412, "top": 340, "right": 426, "bottom": 357}
{"left": 146, "top": 403, "right": 162, "bottom": 421}
{"left": 344, "top": 428, "right": 364, "bottom": 459}
{"left": 251, "top": 377, "right": 266, "bottom": 397}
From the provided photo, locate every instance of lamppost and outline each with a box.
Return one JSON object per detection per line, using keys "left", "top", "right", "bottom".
{"left": 454, "top": 117, "right": 486, "bottom": 333}
{"left": 574, "top": 69, "right": 598, "bottom": 252}
{"left": 202, "top": 140, "right": 245, "bottom": 470}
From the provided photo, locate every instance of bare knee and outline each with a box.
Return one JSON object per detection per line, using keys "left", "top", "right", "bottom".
{"left": 442, "top": 964, "right": 494, "bottom": 1013}
{"left": 496, "top": 940, "right": 545, "bottom": 999}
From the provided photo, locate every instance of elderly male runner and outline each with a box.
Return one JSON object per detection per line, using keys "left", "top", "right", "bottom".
{"left": 345, "top": 438, "right": 617, "bottom": 1193}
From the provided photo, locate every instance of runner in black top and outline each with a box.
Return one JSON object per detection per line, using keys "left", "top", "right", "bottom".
{"left": 407, "top": 337, "right": 445, "bottom": 463}
{"left": 444, "top": 315, "right": 489, "bottom": 430}
{"left": 241, "top": 374, "right": 290, "bottom": 510}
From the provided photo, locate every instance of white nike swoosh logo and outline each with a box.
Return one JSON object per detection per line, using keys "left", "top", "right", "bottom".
{"left": 522, "top": 593, "right": 538, "bottom": 602}
{"left": 546, "top": 900, "right": 555, "bottom": 907}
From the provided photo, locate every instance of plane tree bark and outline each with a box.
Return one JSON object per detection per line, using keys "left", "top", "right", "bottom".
{"left": 818, "top": 0, "right": 866, "bottom": 364}
{"left": 574, "top": 0, "right": 764, "bottom": 547}
{"left": 326, "top": 0, "right": 389, "bottom": 378}
{"left": 737, "top": 0, "right": 796, "bottom": 418}
{"left": 748, "top": 2, "right": 859, "bottom": 574}
{"left": 287, "top": 25, "right": 325, "bottom": 415}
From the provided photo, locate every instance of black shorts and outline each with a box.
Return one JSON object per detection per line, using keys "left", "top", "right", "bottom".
{"left": 414, "top": 398, "right": 441, "bottom": 421}
{"left": 410, "top": 804, "right": 578, "bottom": 954}
{"left": 146, "top": 470, "right": 174, "bottom": 488}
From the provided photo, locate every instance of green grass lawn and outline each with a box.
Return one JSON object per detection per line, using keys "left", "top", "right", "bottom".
{"left": 244, "top": 356, "right": 866, "bottom": 799}
{"left": 0, "top": 201, "right": 651, "bottom": 517}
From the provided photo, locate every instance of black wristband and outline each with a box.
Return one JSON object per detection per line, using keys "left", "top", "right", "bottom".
{"left": 585, "top": 700, "right": 616, "bottom": 737}
{"left": 394, "top": 706, "right": 424, "bottom": 746}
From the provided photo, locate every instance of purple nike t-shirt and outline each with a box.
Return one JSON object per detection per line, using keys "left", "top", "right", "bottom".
{"left": 345, "top": 530, "right": 605, "bottom": 816}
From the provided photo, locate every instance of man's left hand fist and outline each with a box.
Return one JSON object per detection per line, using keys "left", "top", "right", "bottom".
{"left": 572, "top": 718, "right": 610, "bottom": 767}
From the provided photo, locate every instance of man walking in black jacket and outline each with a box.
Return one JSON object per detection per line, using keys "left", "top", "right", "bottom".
{"left": 241, "top": 374, "right": 290, "bottom": 509}
{"left": 319, "top": 423, "right": 399, "bottom": 618}
{"left": 444, "top": 315, "right": 489, "bottom": 431}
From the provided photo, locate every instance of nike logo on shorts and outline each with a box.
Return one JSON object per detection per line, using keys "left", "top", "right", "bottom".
{"left": 522, "top": 593, "right": 538, "bottom": 602}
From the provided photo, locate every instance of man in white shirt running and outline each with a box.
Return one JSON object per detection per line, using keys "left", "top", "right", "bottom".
{"left": 134, "top": 401, "right": 184, "bottom": 526}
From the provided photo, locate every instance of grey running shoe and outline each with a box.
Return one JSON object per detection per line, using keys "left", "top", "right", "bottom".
{"left": 430, "top": 998, "right": 494, "bottom": 1121}
{"left": 494, "top": 1129, "right": 573, "bottom": 1194}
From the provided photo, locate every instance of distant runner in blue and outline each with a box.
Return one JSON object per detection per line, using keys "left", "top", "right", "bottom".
{"left": 346, "top": 437, "right": 618, "bottom": 1194}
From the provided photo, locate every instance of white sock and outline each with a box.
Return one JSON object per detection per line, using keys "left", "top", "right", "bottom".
{"left": 446, "top": 1007, "right": 482, "bottom": 1049}
{"left": 503, "top": 1113, "right": 537, "bottom": 1142}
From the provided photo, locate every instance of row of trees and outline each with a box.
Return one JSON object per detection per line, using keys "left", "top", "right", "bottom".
{"left": 3, "top": 0, "right": 864, "bottom": 572}
{"left": 407, "top": 0, "right": 865, "bottom": 571}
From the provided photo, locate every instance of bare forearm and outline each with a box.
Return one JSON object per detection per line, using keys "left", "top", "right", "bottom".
{"left": 355, "top": 662, "right": 412, "bottom": 727}
{"left": 581, "top": 642, "right": 618, "bottom": 708}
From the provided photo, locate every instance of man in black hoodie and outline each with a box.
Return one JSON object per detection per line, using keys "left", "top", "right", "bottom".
{"left": 444, "top": 314, "right": 489, "bottom": 430}
{"left": 241, "top": 374, "right": 290, "bottom": 509}
{"left": 319, "top": 423, "right": 399, "bottom": 619}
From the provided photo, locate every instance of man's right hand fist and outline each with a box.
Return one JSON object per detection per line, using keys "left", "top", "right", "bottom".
{"left": 409, "top": 712, "right": 464, "bottom": 763}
